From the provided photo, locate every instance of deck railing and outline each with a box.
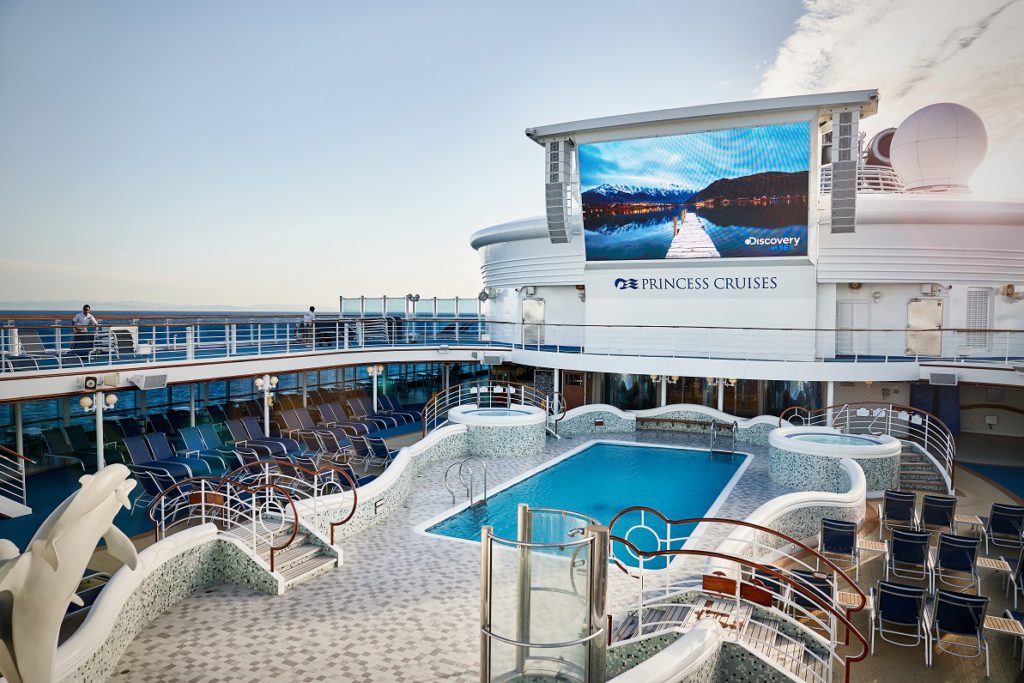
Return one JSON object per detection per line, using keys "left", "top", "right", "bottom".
{"left": 1, "top": 315, "right": 1022, "bottom": 376}
{"left": 0, "top": 443, "right": 32, "bottom": 507}
{"left": 421, "top": 380, "right": 566, "bottom": 435}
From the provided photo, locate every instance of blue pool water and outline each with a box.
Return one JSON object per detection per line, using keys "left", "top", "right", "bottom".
{"left": 427, "top": 443, "right": 745, "bottom": 565}
{"left": 467, "top": 409, "right": 531, "bottom": 417}
{"left": 787, "top": 432, "right": 880, "bottom": 446}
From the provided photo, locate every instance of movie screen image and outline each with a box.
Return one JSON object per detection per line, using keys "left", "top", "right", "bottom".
{"left": 579, "top": 121, "right": 810, "bottom": 261}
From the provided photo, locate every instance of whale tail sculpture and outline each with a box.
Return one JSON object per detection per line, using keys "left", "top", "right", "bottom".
{"left": 0, "top": 464, "right": 138, "bottom": 683}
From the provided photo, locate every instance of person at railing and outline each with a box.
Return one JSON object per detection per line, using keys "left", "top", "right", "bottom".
{"left": 297, "top": 306, "right": 316, "bottom": 345}
{"left": 70, "top": 304, "right": 99, "bottom": 353}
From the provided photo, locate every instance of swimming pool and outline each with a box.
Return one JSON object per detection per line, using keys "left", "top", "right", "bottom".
{"left": 424, "top": 442, "right": 749, "bottom": 560}
{"left": 787, "top": 432, "right": 881, "bottom": 446}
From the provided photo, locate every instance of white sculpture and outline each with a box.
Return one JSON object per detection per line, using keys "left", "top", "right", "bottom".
{"left": 0, "top": 464, "right": 139, "bottom": 683}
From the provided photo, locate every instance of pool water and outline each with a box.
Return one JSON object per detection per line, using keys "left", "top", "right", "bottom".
{"left": 426, "top": 443, "right": 745, "bottom": 565}
{"left": 468, "top": 409, "right": 531, "bottom": 417}
{"left": 787, "top": 433, "right": 880, "bottom": 446}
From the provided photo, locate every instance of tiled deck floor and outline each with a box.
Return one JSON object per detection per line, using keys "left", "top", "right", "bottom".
{"left": 110, "top": 433, "right": 1023, "bottom": 682}
{"left": 110, "top": 432, "right": 789, "bottom": 682}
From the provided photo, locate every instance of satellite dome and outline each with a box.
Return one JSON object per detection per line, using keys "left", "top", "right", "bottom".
{"left": 889, "top": 103, "right": 987, "bottom": 192}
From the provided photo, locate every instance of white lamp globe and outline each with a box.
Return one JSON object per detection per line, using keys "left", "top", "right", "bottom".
{"left": 889, "top": 103, "right": 987, "bottom": 192}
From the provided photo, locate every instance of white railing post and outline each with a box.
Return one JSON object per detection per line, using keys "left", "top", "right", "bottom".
{"left": 186, "top": 326, "right": 195, "bottom": 361}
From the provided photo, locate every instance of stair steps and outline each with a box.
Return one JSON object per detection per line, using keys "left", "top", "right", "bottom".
{"left": 224, "top": 526, "right": 338, "bottom": 591}
{"left": 898, "top": 450, "right": 948, "bottom": 493}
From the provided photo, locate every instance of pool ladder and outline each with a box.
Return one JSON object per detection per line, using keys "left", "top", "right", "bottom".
{"left": 444, "top": 456, "right": 488, "bottom": 505}
{"left": 709, "top": 420, "right": 738, "bottom": 454}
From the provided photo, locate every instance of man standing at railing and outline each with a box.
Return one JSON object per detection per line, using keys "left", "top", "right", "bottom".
{"left": 301, "top": 306, "right": 316, "bottom": 346}
{"left": 71, "top": 304, "right": 99, "bottom": 353}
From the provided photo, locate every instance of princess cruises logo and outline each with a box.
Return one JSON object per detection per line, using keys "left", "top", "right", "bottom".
{"left": 613, "top": 278, "right": 639, "bottom": 290}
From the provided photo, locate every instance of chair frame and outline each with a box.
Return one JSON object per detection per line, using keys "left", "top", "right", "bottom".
{"left": 885, "top": 528, "right": 932, "bottom": 588}
{"left": 983, "top": 503, "right": 1024, "bottom": 555}
{"left": 932, "top": 533, "right": 981, "bottom": 595}
{"left": 929, "top": 590, "right": 989, "bottom": 678}
{"left": 870, "top": 580, "right": 931, "bottom": 666}
{"left": 817, "top": 518, "right": 860, "bottom": 582}
{"left": 878, "top": 489, "right": 917, "bottom": 540}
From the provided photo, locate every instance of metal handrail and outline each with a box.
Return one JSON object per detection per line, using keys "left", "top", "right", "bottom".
{"left": 421, "top": 380, "right": 553, "bottom": 435}
{"left": 609, "top": 534, "right": 869, "bottom": 683}
{"left": 458, "top": 456, "right": 488, "bottom": 505}
{"left": 147, "top": 476, "right": 300, "bottom": 572}
{"left": 222, "top": 459, "right": 358, "bottom": 544}
{"left": 0, "top": 443, "right": 32, "bottom": 507}
{"left": 780, "top": 402, "right": 956, "bottom": 493}
{"left": 0, "top": 444, "right": 34, "bottom": 463}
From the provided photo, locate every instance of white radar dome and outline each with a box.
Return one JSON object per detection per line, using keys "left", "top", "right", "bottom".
{"left": 890, "top": 103, "right": 987, "bottom": 192}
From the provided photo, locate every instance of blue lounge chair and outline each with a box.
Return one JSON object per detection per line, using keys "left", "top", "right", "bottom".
{"left": 123, "top": 435, "right": 203, "bottom": 479}
{"left": 981, "top": 502, "right": 1024, "bottom": 554}
{"left": 64, "top": 425, "right": 93, "bottom": 453}
{"left": 239, "top": 416, "right": 306, "bottom": 456}
{"left": 346, "top": 397, "right": 401, "bottom": 428}
{"left": 817, "top": 518, "right": 860, "bottom": 581}
{"left": 41, "top": 427, "right": 90, "bottom": 469}
{"left": 178, "top": 426, "right": 231, "bottom": 472}
{"left": 378, "top": 395, "right": 420, "bottom": 422}
{"left": 870, "top": 580, "right": 930, "bottom": 665}
{"left": 196, "top": 423, "right": 239, "bottom": 461}
{"left": 131, "top": 467, "right": 189, "bottom": 514}
{"left": 885, "top": 528, "right": 931, "bottom": 587}
{"left": 147, "top": 412, "right": 175, "bottom": 435}
{"left": 225, "top": 419, "right": 288, "bottom": 459}
{"left": 878, "top": 489, "right": 917, "bottom": 540}
{"left": 206, "top": 405, "right": 229, "bottom": 423}
{"left": 789, "top": 569, "right": 836, "bottom": 633}
{"left": 365, "top": 437, "right": 398, "bottom": 469}
{"left": 932, "top": 533, "right": 981, "bottom": 594}
{"left": 117, "top": 418, "right": 143, "bottom": 438}
{"left": 144, "top": 432, "right": 213, "bottom": 475}
{"left": 918, "top": 495, "right": 957, "bottom": 535}
{"left": 930, "top": 590, "right": 989, "bottom": 678}
{"left": 316, "top": 403, "right": 372, "bottom": 434}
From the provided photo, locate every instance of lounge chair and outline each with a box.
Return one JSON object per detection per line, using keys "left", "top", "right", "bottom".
{"left": 15, "top": 328, "right": 85, "bottom": 367}
{"left": 224, "top": 419, "right": 288, "bottom": 459}
{"left": 117, "top": 418, "right": 144, "bottom": 438}
{"left": 1002, "top": 609, "right": 1024, "bottom": 671}
{"left": 878, "top": 489, "right": 917, "bottom": 540}
{"left": 122, "top": 435, "right": 201, "bottom": 479}
{"left": 378, "top": 395, "right": 421, "bottom": 422}
{"left": 981, "top": 502, "right": 1024, "bottom": 554}
{"left": 885, "top": 529, "right": 931, "bottom": 588}
{"left": 316, "top": 403, "right": 372, "bottom": 434}
{"left": 932, "top": 533, "right": 981, "bottom": 594}
{"left": 929, "top": 590, "right": 989, "bottom": 678}
{"left": 279, "top": 408, "right": 351, "bottom": 443}
{"left": 817, "top": 518, "right": 860, "bottom": 581}
{"left": 918, "top": 494, "right": 957, "bottom": 535}
{"left": 239, "top": 416, "right": 305, "bottom": 456}
{"left": 196, "top": 423, "right": 239, "bottom": 460}
{"left": 789, "top": 569, "right": 836, "bottom": 633}
{"left": 870, "top": 580, "right": 931, "bottom": 665}
{"left": 206, "top": 405, "right": 229, "bottom": 423}
{"left": 178, "top": 426, "right": 232, "bottom": 472}
{"left": 131, "top": 467, "right": 189, "bottom": 514}
{"left": 346, "top": 397, "right": 401, "bottom": 428}
{"left": 64, "top": 425, "right": 93, "bottom": 453}
{"left": 144, "top": 432, "right": 213, "bottom": 476}
{"left": 365, "top": 437, "right": 398, "bottom": 468}
{"left": 41, "top": 428, "right": 89, "bottom": 469}
{"left": 147, "top": 413, "right": 175, "bottom": 435}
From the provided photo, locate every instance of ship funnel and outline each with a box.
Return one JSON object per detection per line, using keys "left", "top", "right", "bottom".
{"left": 865, "top": 127, "right": 896, "bottom": 166}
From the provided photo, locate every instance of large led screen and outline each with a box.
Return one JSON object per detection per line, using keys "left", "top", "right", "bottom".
{"left": 579, "top": 121, "right": 810, "bottom": 261}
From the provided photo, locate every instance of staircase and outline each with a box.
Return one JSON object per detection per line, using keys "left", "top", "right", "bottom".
{"left": 611, "top": 597, "right": 831, "bottom": 682}
{"left": 0, "top": 444, "right": 32, "bottom": 519}
{"left": 898, "top": 449, "right": 948, "bottom": 493}
{"left": 228, "top": 527, "right": 338, "bottom": 591}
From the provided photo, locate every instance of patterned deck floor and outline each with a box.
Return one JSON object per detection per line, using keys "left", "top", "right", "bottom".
{"left": 110, "top": 432, "right": 791, "bottom": 682}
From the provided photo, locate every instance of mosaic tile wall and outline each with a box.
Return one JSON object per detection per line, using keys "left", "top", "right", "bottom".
{"left": 556, "top": 408, "right": 636, "bottom": 437}
{"left": 61, "top": 538, "right": 275, "bottom": 682}
{"left": 465, "top": 422, "right": 546, "bottom": 459}
{"left": 636, "top": 410, "right": 777, "bottom": 446}
{"left": 714, "top": 642, "right": 791, "bottom": 682}
{"left": 318, "top": 428, "right": 467, "bottom": 541}
{"left": 768, "top": 445, "right": 898, "bottom": 493}
{"left": 607, "top": 632, "right": 683, "bottom": 678}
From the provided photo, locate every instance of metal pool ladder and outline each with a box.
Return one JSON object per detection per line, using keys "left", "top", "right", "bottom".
{"left": 443, "top": 456, "right": 488, "bottom": 505}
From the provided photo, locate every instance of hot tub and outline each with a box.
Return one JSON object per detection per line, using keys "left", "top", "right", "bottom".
{"left": 769, "top": 426, "right": 902, "bottom": 497}
{"left": 447, "top": 404, "right": 547, "bottom": 458}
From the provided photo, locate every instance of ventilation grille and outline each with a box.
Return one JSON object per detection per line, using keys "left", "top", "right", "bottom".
{"left": 830, "top": 110, "right": 859, "bottom": 233}
{"left": 544, "top": 139, "right": 573, "bottom": 244}
{"left": 964, "top": 287, "right": 992, "bottom": 349}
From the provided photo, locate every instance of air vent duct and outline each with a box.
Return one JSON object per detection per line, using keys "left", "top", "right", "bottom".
{"left": 127, "top": 374, "right": 168, "bottom": 391}
{"left": 928, "top": 372, "right": 958, "bottom": 387}
{"left": 544, "top": 139, "right": 574, "bottom": 244}
{"left": 830, "top": 110, "right": 859, "bottom": 233}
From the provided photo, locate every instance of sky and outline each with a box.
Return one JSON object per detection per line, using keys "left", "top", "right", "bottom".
{"left": 578, "top": 122, "right": 810, "bottom": 192}
{"left": 1, "top": 0, "right": 1021, "bottom": 310}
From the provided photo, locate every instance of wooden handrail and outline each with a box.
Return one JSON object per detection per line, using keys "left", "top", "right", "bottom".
{"left": 609, "top": 534, "right": 869, "bottom": 683}
{"left": 0, "top": 443, "right": 34, "bottom": 464}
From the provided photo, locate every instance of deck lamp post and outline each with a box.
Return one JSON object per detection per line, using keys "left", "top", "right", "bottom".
{"left": 80, "top": 392, "right": 118, "bottom": 469}
{"left": 254, "top": 374, "right": 278, "bottom": 436}
{"left": 366, "top": 364, "right": 384, "bottom": 411}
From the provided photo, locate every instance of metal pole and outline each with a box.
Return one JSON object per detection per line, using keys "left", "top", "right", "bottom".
{"left": 717, "top": 378, "right": 725, "bottom": 412}
{"left": 62, "top": 397, "right": 71, "bottom": 428}
{"left": 13, "top": 402, "right": 23, "bottom": 456}
{"left": 263, "top": 373, "right": 271, "bottom": 436}
{"left": 139, "top": 391, "right": 147, "bottom": 421}
{"left": 826, "top": 381, "right": 835, "bottom": 424}
{"left": 659, "top": 376, "right": 667, "bottom": 407}
{"left": 515, "top": 503, "right": 532, "bottom": 675}
{"left": 480, "top": 525, "right": 493, "bottom": 683}
{"left": 301, "top": 372, "right": 308, "bottom": 408}
{"left": 553, "top": 367, "right": 561, "bottom": 403}
{"left": 95, "top": 391, "right": 105, "bottom": 469}
{"left": 189, "top": 383, "right": 196, "bottom": 427}
{"left": 372, "top": 369, "right": 378, "bottom": 411}
{"left": 586, "top": 525, "right": 609, "bottom": 683}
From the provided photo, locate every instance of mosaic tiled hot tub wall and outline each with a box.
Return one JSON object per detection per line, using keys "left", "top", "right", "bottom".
{"left": 769, "top": 444, "right": 899, "bottom": 494}
{"left": 58, "top": 528, "right": 277, "bottom": 682}
{"left": 556, "top": 404, "right": 636, "bottom": 437}
{"left": 309, "top": 425, "right": 468, "bottom": 541}
{"left": 465, "top": 421, "right": 546, "bottom": 459}
{"left": 633, "top": 406, "right": 780, "bottom": 446}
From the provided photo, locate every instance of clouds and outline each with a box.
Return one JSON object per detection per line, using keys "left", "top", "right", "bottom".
{"left": 757, "top": 0, "right": 1024, "bottom": 198}
{"left": 579, "top": 122, "right": 810, "bottom": 192}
